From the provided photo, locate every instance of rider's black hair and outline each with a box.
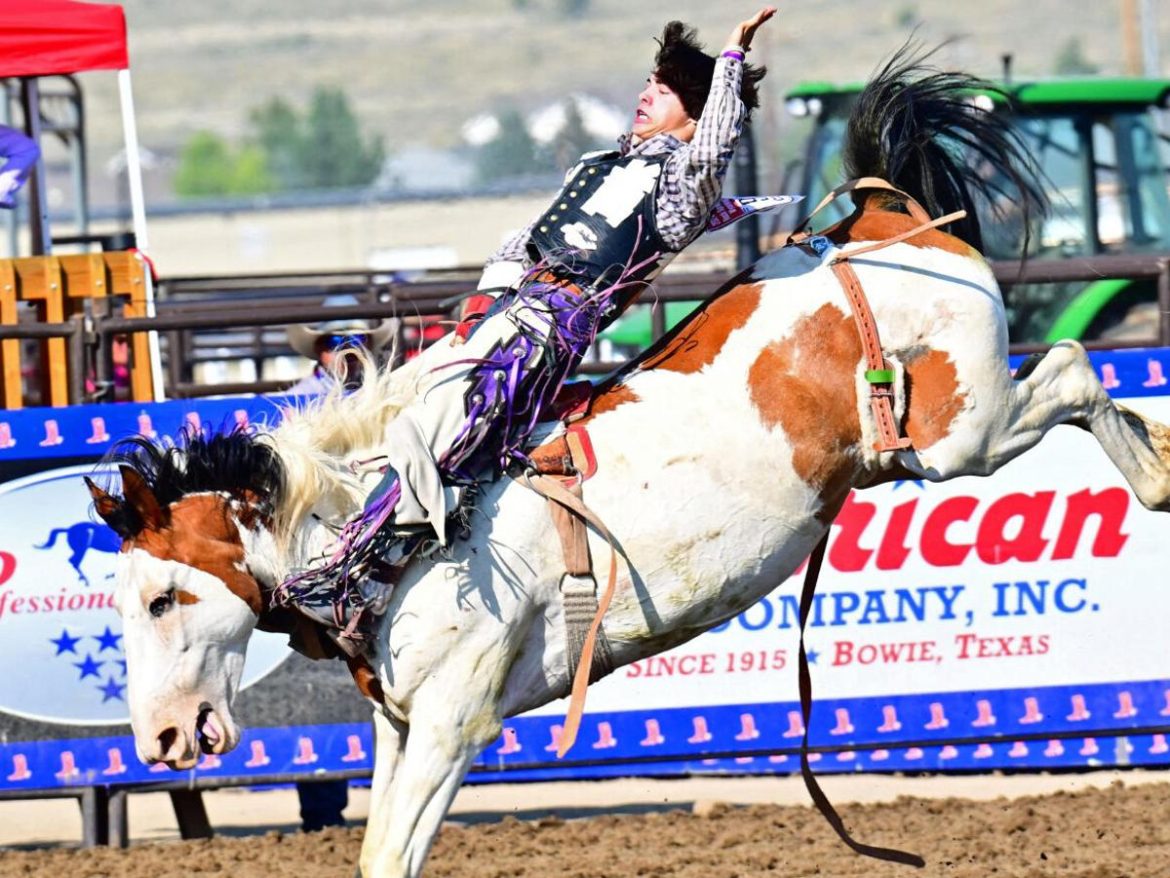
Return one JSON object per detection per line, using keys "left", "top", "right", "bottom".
{"left": 653, "top": 21, "right": 766, "bottom": 120}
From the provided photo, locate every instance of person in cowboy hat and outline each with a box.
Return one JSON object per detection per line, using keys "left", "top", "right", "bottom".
{"left": 285, "top": 294, "right": 396, "bottom": 396}
{"left": 278, "top": 8, "right": 776, "bottom": 637}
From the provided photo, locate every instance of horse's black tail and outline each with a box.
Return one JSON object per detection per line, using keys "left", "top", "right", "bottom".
{"left": 843, "top": 43, "right": 1048, "bottom": 254}
{"left": 34, "top": 528, "right": 68, "bottom": 550}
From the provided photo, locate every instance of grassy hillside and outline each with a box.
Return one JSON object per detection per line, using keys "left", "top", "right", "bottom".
{"left": 70, "top": 0, "right": 1166, "bottom": 199}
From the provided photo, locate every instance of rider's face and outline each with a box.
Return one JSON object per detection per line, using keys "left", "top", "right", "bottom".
{"left": 632, "top": 74, "right": 695, "bottom": 145}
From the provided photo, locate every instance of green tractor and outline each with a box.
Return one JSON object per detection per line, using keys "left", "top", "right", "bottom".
{"left": 603, "top": 76, "right": 1170, "bottom": 349}
{"left": 784, "top": 76, "right": 1170, "bottom": 344}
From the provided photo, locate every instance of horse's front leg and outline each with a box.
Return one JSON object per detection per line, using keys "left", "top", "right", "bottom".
{"left": 357, "top": 708, "right": 407, "bottom": 878}
{"left": 361, "top": 683, "right": 501, "bottom": 878}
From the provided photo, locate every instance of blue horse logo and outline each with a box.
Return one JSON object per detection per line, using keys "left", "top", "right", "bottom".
{"left": 35, "top": 522, "right": 121, "bottom": 587}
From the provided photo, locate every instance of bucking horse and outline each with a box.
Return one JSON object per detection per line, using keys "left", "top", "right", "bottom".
{"left": 86, "top": 51, "right": 1170, "bottom": 877}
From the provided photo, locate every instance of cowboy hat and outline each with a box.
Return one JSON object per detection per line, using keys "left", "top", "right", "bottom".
{"left": 286, "top": 295, "right": 397, "bottom": 358}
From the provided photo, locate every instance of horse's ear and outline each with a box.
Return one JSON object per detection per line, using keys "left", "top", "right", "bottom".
{"left": 85, "top": 476, "right": 123, "bottom": 522}
{"left": 118, "top": 465, "right": 165, "bottom": 532}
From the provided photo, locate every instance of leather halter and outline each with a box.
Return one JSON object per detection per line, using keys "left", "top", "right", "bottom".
{"left": 788, "top": 177, "right": 967, "bottom": 453}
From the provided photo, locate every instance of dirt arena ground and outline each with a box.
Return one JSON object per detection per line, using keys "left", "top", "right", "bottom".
{"left": 0, "top": 773, "right": 1168, "bottom": 877}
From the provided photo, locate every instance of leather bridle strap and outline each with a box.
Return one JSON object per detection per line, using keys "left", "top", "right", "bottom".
{"left": 798, "top": 531, "right": 926, "bottom": 868}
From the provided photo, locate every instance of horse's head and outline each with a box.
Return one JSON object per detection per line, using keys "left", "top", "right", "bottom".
{"left": 87, "top": 431, "right": 282, "bottom": 769}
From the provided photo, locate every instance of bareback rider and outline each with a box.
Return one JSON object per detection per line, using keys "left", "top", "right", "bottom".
{"left": 278, "top": 8, "right": 776, "bottom": 646}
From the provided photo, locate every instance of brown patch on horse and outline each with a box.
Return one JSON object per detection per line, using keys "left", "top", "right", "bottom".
{"left": 132, "top": 495, "right": 263, "bottom": 616}
{"left": 346, "top": 654, "right": 385, "bottom": 703}
{"left": 641, "top": 282, "right": 763, "bottom": 374}
{"left": 586, "top": 282, "right": 763, "bottom": 420}
{"left": 587, "top": 382, "right": 640, "bottom": 418}
{"left": 176, "top": 590, "right": 201, "bottom": 606}
{"left": 902, "top": 349, "right": 967, "bottom": 449}
{"left": 748, "top": 303, "right": 864, "bottom": 522}
{"left": 826, "top": 203, "right": 974, "bottom": 258}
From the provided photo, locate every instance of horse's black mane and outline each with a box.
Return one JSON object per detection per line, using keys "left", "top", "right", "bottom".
{"left": 102, "top": 426, "right": 285, "bottom": 516}
{"left": 843, "top": 43, "right": 1049, "bottom": 253}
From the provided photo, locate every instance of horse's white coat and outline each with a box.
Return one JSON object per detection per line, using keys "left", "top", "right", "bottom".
{"left": 109, "top": 230, "right": 1170, "bottom": 877}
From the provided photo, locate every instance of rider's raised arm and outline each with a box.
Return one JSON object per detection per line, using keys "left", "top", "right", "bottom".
{"left": 655, "top": 53, "right": 747, "bottom": 252}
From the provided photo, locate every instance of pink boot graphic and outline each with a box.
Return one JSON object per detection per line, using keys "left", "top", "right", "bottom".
{"left": 197, "top": 752, "right": 222, "bottom": 770}
{"left": 592, "top": 722, "right": 617, "bottom": 750}
{"left": 55, "top": 751, "right": 80, "bottom": 781}
{"left": 544, "top": 724, "right": 563, "bottom": 753}
{"left": 1080, "top": 738, "right": 1099, "bottom": 757}
{"left": 149, "top": 761, "right": 170, "bottom": 773}
{"left": 1150, "top": 735, "right": 1168, "bottom": 755}
{"left": 85, "top": 417, "right": 110, "bottom": 444}
{"left": 904, "top": 747, "right": 924, "bottom": 760}
{"left": 1161, "top": 689, "right": 1170, "bottom": 716}
{"left": 7, "top": 754, "right": 31, "bottom": 782}
{"left": 0, "top": 422, "right": 14, "bottom": 449}
{"left": 1067, "top": 693, "right": 1091, "bottom": 722}
{"left": 293, "top": 736, "right": 319, "bottom": 765}
{"left": 1100, "top": 362, "right": 1121, "bottom": 390}
{"left": 973, "top": 743, "right": 994, "bottom": 759}
{"left": 184, "top": 412, "right": 202, "bottom": 432}
{"left": 234, "top": 409, "right": 249, "bottom": 428}
{"left": 1044, "top": 740, "right": 1065, "bottom": 758}
{"left": 830, "top": 708, "right": 854, "bottom": 736}
{"left": 245, "top": 740, "right": 271, "bottom": 768}
{"left": 39, "top": 419, "right": 63, "bottom": 447}
{"left": 1019, "top": 696, "right": 1044, "bottom": 724}
{"left": 1144, "top": 359, "right": 1167, "bottom": 388}
{"left": 497, "top": 728, "right": 522, "bottom": 755}
{"left": 1008, "top": 741, "right": 1028, "bottom": 758}
{"left": 877, "top": 705, "right": 901, "bottom": 733}
{"left": 925, "top": 702, "right": 949, "bottom": 730}
{"left": 781, "top": 711, "right": 804, "bottom": 739}
{"left": 341, "top": 735, "right": 367, "bottom": 763}
{"left": 1114, "top": 690, "right": 1138, "bottom": 719}
{"left": 103, "top": 748, "right": 127, "bottom": 776}
{"left": 768, "top": 754, "right": 788, "bottom": 764}
{"left": 137, "top": 411, "right": 157, "bottom": 439}
{"left": 688, "top": 716, "right": 713, "bottom": 744}
{"left": 871, "top": 749, "right": 890, "bottom": 762}
{"left": 735, "top": 713, "right": 760, "bottom": 741}
{"left": 972, "top": 699, "right": 997, "bottom": 728}
{"left": 640, "top": 719, "right": 665, "bottom": 747}
{"left": 940, "top": 745, "right": 959, "bottom": 761}
{"left": 734, "top": 756, "right": 754, "bottom": 764}
{"left": 836, "top": 750, "right": 856, "bottom": 762}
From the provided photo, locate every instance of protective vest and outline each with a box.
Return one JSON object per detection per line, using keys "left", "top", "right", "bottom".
{"left": 526, "top": 151, "right": 675, "bottom": 293}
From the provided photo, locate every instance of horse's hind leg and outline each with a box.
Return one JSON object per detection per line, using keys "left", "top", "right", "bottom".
{"left": 907, "top": 340, "right": 1170, "bottom": 509}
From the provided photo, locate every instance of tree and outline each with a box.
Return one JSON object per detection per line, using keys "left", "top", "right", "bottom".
{"left": 550, "top": 98, "right": 598, "bottom": 170}
{"left": 1054, "top": 37, "right": 1099, "bottom": 75}
{"left": 300, "top": 87, "right": 385, "bottom": 189}
{"left": 250, "top": 97, "right": 305, "bottom": 190}
{"left": 173, "top": 131, "right": 237, "bottom": 197}
{"left": 475, "top": 107, "right": 542, "bottom": 183}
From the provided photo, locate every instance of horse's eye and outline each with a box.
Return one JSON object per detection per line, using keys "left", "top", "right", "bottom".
{"left": 149, "top": 589, "right": 175, "bottom": 618}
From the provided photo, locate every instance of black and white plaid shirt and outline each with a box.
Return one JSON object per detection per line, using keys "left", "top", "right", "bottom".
{"left": 478, "top": 55, "right": 747, "bottom": 290}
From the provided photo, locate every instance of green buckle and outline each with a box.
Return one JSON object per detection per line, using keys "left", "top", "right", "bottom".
{"left": 865, "top": 368, "right": 895, "bottom": 384}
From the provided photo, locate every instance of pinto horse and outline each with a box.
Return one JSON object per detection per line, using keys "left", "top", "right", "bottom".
{"left": 89, "top": 54, "right": 1170, "bottom": 878}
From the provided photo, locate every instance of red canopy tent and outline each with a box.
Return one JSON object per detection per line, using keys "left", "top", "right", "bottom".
{"left": 0, "top": 0, "right": 159, "bottom": 401}
{"left": 0, "top": 0, "right": 128, "bottom": 77}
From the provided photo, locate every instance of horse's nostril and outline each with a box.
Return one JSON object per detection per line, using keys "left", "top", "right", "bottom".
{"left": 157, "top": 726, "right": 180, "bottom": 756}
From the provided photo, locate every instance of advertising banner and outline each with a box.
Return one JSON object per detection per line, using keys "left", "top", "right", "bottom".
{"left": 1, "top": 348, "right": 1169, "bottom": 793}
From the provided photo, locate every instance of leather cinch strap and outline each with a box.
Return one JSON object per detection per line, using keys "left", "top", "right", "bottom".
{"left": 789, "top": 177, "right": 966, "bottom": 453}
{"left": 523, "top": 472, "right": 621, "bottom": 758}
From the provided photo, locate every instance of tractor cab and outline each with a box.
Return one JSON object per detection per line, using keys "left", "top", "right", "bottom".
{"left": 785, "top": 77, "right": 1170, "bottom": 343}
